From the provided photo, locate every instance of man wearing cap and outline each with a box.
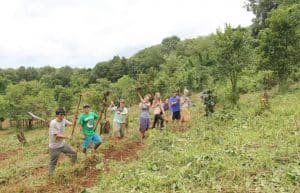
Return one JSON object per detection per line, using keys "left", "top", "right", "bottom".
{"left": 48, "top": 107, "right": 77, "bottom": 176}
{"left": 78, "top": 104, "right": 102, "bottom": 154}
{"left": 109, "top": 99, "right": 128, "bottom": 138}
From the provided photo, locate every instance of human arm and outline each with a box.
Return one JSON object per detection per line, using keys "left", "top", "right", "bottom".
{"left": 108, "top": 101, "right": 115, "bottom": 111}
{"left": 65, "top": 119, "right": 73, "bottom": 127}
{"left": 121, "top": 108, "right": 128, "bottom": 115}
{"left": 180, "top": 96, "right": 184, "bottom": 105}
{"left": 170, "top": 97, "right": 179, "bottom": 106}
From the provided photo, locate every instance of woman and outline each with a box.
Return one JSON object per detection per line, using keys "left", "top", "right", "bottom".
{"left": 180, "top": 89, "right": 191, "bottom": 122}
{"left": 151, "top": 92, "right": 164, "bottom": 129}
{"left": 139, "top": 95, "right": 151, "bottom": 139}
{"left": 109, "top": 99, "right": 128, "bottom": 138}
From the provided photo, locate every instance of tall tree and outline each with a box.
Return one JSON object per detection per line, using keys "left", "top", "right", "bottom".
{"left": 258, "top": 4, "right": 300, "bottom": 89}
{"left": 246, "top": 0, "right": 298, "bottom": 36}
{"left": 215, "top": 25, "right": 251, "bottom": 104}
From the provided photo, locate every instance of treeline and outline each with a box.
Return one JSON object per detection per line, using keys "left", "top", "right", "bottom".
{"left": 0, "top": 0, "right": 299, "bottom": 129}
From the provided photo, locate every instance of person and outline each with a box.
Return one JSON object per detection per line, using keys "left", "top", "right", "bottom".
{"left": 48, "top": 108, "right": 77, "bottom": 176}
{"left": 139, "top": 95, "right": 151, "bottom": 139}
{"left": 109, "top": 99, "right": 128, "bottom": 138}
{"left": 78, "top": 104, "right": 102, "bottom": 154}
{"left": 169, "top": 90, "right": 181, "bottom": 121}
{"left": 151, "top": 92, "right": 164, "bottom": 129}
{"left": 201, "top": 90, "right": 216, "bottom": 116}
{"left": 180, "top": 89, "right": 191, "bottom": 122}
{"left": 162, "top": 98, "right": 171, "bottom": 124}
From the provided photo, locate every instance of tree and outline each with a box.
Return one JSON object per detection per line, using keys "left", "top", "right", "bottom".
{"left": 127, "top": 45, "right": 165, "bottom": 77}
{"left": 161, "top": 36, "right": 181, "bottom": 54}
{"left": 246, "top": 0, "right": 279, "bottom": 36}
{"left": 54, "top": 85, "right": 74, "bottom": 113}
{"left": 215, "top": 25, "right": 251, "bottom": 104}
{"left": 0, "top": 76, "right": 11, "bottom": 94}
{"left": 0, "top": 95, "right": 8, "bottom": 129}
{"left": 246, "top": 0, "right": 298, "bottom": 36}
{"left": 111, "top": 75, "right": 137, "bottom": 106}
{"left": 5, "top": 81, "right": 56, "bottom": 129}
{"left": 84, "top": 78, "right": 112, "bottom": 112}
{"left": 258, "top": 4, "right": 300, "bottom": 89}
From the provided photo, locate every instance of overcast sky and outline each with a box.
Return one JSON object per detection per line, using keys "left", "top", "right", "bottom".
{"left": 0, "top": 0, "right": 253, "bottom": 69}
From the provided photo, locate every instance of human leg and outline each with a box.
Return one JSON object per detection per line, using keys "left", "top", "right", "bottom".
{"left": 92, "top": 133, "right": 102, "bottom": 150}
{"left": 48, "top": 147, "right": 61, "bottom": 176}
{"left": 61, "top": 143, "right": 77, "bottom": 163}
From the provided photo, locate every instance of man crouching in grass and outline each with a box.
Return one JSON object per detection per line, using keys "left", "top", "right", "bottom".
{"left": 48, "top": 108, "right": 77, "bottom": 176}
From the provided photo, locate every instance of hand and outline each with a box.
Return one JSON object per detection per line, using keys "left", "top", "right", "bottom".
{"left": 80, "top": 134, "right": 86, "bottom": 140}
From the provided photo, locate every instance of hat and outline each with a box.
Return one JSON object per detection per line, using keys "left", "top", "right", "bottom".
{"left": 83, "top": 104, "right": 90, "bottom": 108}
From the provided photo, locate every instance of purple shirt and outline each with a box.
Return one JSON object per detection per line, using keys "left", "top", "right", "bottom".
{"left": 169, "top": 96, "right": 180, "bottom": 112}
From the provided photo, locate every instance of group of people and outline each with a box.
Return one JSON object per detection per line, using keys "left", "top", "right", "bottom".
{"left": 48, "top": 104, "right": 102, "bottom": 176}
{"left": 47, "top": 89, "right": 191, "bottom": 176}
{"left": 139, "top": 89, "right": 191, "bottom": 138}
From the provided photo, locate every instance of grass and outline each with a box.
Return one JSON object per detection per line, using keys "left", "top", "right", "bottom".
{"left": 0, "top": 84, "right": 299, "bottom": 193}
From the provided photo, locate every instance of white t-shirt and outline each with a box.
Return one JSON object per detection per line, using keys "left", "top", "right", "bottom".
{"left": 49, "top": 118, "right": 71, "bottom": 149}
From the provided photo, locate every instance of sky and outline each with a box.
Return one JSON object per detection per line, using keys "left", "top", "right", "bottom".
{"left": 0, "top": 0, "right": 254, "bottom": 69}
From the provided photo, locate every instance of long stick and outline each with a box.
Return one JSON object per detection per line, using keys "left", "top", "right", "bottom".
{"left": 94, "top": 110, "right": 104, "bottom": 132}
{"left": 71, "top": 94, "right": 82, "bottom": 137}
{"left": 94, "top": 91, "right": 110, "bottom": 132}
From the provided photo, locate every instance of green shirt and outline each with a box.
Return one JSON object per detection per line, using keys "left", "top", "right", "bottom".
{"left": 78, "top": 112, "right": 98, "bottom": 137}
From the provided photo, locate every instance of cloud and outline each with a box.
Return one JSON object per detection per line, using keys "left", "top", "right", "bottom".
{"left": 0, "top": 0, "right": 253, "bottom": 68}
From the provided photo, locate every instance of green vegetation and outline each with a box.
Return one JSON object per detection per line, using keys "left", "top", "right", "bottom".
{"left": 0, "top": 85, "right": 299, "bottom": 192}
{"left": 0, "top": 0, "right": 299, "bottom": 192}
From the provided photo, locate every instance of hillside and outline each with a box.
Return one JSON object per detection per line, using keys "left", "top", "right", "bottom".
{"left": 0, "top": 85, "right": 299, "bottom": 193}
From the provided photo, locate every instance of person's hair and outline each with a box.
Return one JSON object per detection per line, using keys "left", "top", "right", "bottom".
{"left": 55, "top": 107, "right": 65, "bottom": 115}
{"left": 184, "top": 89, "right": 189, "bottom": 95}
{"left": 154, "top": 92, "right": 161, "bottom": 100}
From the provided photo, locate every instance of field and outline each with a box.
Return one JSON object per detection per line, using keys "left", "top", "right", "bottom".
{"left": 0, "top": 85, "right": 299, "bottom": 193}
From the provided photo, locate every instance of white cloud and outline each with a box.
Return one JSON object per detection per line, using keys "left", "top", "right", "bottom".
{"left": 0, "top": 0, "right": 253, "bottom": 68}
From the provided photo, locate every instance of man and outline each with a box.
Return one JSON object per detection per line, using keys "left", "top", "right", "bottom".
{"left": 48, "top": 108, "right": 77, "bottom": 176}
{"left": 78, "top": 104, "right": 102, "bottom": 154}
{"left": 169, "top": 90, "right": 181, "bottom": 121}
{"left": 202, "top": 90, "right": 216, "bottom": 116}
{"left": 109, "top": 99, "right": 128, "bottom": 138}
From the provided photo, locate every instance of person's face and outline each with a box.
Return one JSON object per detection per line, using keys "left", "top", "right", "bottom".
{"left": 57, "top": 113, "right": 65, "bottom": 121}
{"left": 165, "top": 99, "right": 169, "bottom": 103}
{"left": 120, "top": 102, "right": 125, "bottom": 108}
{"left": 83, "top": 107, "right": 89, "bottom": 113}
{"left": 172, "top": 92, "right": 177, "bottom": 96}
{"left": 144, "top": 96, "right": 149, "bottom": 102}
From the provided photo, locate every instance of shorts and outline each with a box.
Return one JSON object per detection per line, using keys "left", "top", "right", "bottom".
{"left": 172, "top": 111, "right": 181, "bottom": 120}
{"left": 83, "top": 133, "right": 102, "bottom": 149}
